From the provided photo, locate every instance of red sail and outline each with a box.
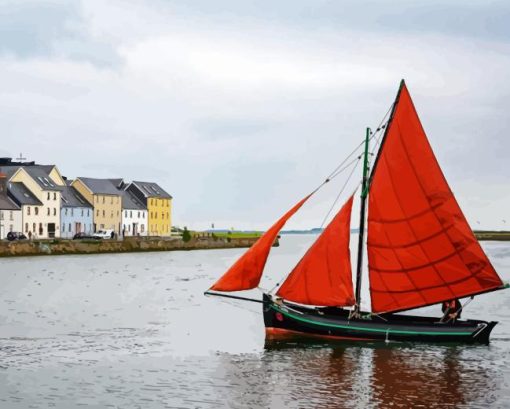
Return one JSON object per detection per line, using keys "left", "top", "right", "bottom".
{"left": 276, "top": 195, "right": 355, "bottom": 306}
{"left": 210, "top": 194, "right": 312, "bottom": 292}
{"left": 368, "top": 82, "right": 503, "bottom": 313}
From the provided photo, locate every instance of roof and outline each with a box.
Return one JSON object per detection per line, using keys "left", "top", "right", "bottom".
{"left": 60, "top": 184, "right": 92, "bottom": 208}
{"left": 8, "top": 182, "right": 43, "bottom": 206}
{"left": 76, "top": 177, "right": 122, "bottom": 195}
{"left": 0, "top": 194, "right": 20, "bottom": 210}
{"left": 121, "top": 189, "right": 146, "bottom": 210}
{"left": 131, "top": 181, "right": 172, "bottom": 199}
{"left": 0, "top": 165, "right": 62, "bottom": 191}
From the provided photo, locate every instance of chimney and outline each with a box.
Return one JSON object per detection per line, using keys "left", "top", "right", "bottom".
{"left": 0, "top": 173, "right": 6, "bottom": 195}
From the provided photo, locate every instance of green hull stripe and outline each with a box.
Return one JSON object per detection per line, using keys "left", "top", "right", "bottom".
{"left": 271, "top": 306, "right": 473, "bottom": 337}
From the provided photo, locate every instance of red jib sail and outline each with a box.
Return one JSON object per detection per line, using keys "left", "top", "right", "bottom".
{"left": 210, "top": 194, "right": 312, "bottom": 292}
{"left": 276, "top": 195, "right": 355, "bottom": 306}
{"left": 367, "top": 82, "right": 503, "bottom": 313}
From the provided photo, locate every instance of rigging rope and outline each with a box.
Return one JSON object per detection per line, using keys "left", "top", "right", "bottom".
{"left": 319, "top": 157, "right": 361, "bottom": 229}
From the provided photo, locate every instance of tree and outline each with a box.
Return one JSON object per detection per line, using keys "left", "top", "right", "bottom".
{"left": 182, "top": 227, "right": 192, "bottom": 242}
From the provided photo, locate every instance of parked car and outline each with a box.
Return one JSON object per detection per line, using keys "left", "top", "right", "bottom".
{"left": 92, "top": 229, "right": 115, "bottom": 239}
{"left": 72, "top": 232, "right": 97, "bottom": 240}
{"left": 6, "top": 232, "right": 27, "bottom": 241}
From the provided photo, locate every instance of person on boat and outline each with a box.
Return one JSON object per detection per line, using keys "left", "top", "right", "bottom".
{"left": 442, "top": 299, "right": 462, "bottom": 321}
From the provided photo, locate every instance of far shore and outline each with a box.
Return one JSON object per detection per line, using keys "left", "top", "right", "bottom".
{"left": 474, "top": 231, "right": 510, "bottom": 241}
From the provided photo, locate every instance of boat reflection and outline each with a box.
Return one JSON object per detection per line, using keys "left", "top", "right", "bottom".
{"left": 263, "top": 338, "right": 498, "bottom": 408}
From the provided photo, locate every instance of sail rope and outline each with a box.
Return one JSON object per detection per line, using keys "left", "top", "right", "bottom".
{"left": 319, "top": 157, "right": 361, "bottom": 229}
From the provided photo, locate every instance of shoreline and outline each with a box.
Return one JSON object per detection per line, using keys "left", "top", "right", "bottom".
{"left": 474, "top": 231, "right": 510, "bottom": 241}
{"left": 0, "top": 236, "right": 271, "bottom": 258}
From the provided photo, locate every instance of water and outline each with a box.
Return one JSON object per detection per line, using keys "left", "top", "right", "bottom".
{"left": 0, "top": 236, "right": 509, "bottom": 408}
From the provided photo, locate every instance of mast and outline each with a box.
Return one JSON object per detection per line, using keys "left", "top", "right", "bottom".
{"left": 354, "top": 127, "right": 370, "bottom": 313}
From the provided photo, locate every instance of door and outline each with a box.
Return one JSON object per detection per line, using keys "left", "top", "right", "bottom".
{"left": 47, "top": 223, "right": 55, "bottom": 238}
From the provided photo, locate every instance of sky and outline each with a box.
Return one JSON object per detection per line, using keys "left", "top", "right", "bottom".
{"left": 0, "top": 0, "right": 509, "bottom": 230}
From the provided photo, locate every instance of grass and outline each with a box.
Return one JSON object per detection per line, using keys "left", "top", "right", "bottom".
{"left": 211, "top": 232, "right": 262, "bottom": 239}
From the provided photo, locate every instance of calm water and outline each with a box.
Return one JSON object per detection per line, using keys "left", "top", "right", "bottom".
{"left": 0, "top": 235, "right": 509, "bottom": 408}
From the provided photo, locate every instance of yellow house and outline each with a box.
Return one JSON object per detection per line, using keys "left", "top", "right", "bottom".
{"left": 126, "top": 181, "right": 172, "bottom": 236}
{"left": 72, "top": 178, "right": 122, "bottom": 234}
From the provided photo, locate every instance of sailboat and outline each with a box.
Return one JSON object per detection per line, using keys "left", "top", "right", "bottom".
{"left": 205, "top": 80, "right": 507, "bottom": 344}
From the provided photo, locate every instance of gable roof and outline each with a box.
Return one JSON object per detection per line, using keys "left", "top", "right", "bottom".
{"left": 76, "top": 177, "right": 122, "bottom": 195}
{"left": 8, "top": 182, "right": 43, "bottom": 206}
{"left": 121, "top": 189, "right": 146, "bottom": 210}
{"left": 131, "top": 181, "right": 172, "bottom": 199}
{"left": 60, "top": 184, "right": 93, "bottom": 208}
{"left": 0, "top": 165, "right": 62, "bottom": 191}
{"left": 0, "top": 194, "right": 20, "bottom": 211}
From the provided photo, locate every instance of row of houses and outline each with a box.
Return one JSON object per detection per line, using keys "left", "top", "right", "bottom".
{"left": 0, "top": 158, "right": 172, "bottom": 239}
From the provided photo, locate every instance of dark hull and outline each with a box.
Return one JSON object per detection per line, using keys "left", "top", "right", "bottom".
{"left": 263, "top": 295, "right": 497, "bottom": 344}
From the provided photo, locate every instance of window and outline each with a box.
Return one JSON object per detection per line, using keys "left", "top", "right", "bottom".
{"left": 162, "top": 212, "right": 164, "bottom": 219}
{"left": 54, "top": 208, "right": 57, "bottom": 216}
{"left": 128, "top": 224, "right": 131, "bottom": 232}
{"left": 65, "top": 208, "right": 68, "bottom": 216}
{"left": 53, "top": 192, "right": 56, "bottom": 200}
{"left": 125, "top": 211, "right": 128, "bottom": 217}
{"left": 111, "top": 197, "right": 113, "bottom": 204}
{"left": 69, "top": 223, "right": 71, "bottom": 232}
{"left": 25, "top": 223, "right": 28, "bottom": 233}
{"left": 141, "top": 224, "right": 144, "bottom": 233}
{"left": 33, "top": 223, "right": 36, "bottom": 232}
{"left": 81, "top": 209, "right": 84, "bottom": 217}
{"left": 87, "top": 209, "right": 90, "bottom": 217}
{"left": 47, "top": 208, "right": 50, "bottom": 216}
{"left": 96, "top": 209, "right": 99, "bottom": 217}
{"left": 137, "top": 211, "right": 140, "bottom": 218}
{"left": 102, "top": 210, "right": 105, "bottom": 217}
{"left": 130, "top": 211, "right": 132, "bottom": 218}
{"left": 9, "top": 211, "right": 13, "bottom": 221}
{"left": 102, "top": 196, "right": 105, "bottom": 204}
{"left": 39, "top": 223, "right": 43, "bottom": 236}
{"left": 70, "top": 209, "right": 73, "bottom": 217}
{"left": 27, "top": 207, "right": 31, "bottom": 216}
{"left": 47, "top": 192, "right": 50, "bottom": 200}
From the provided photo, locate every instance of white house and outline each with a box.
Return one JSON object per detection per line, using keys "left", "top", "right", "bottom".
{"left": 0, "top": 173, "right": 22, "bottom": 239}
{"left": 121, "top": 189, "right": 148, "bottom": 237}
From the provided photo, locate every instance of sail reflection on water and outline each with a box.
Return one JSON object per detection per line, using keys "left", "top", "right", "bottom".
{"left": 262, "top": 340, "right": 498, "bottom": 408}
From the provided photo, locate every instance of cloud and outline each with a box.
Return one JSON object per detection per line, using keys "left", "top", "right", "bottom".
{"left": 0, "top": 1, "right": 509, "bottom": 230}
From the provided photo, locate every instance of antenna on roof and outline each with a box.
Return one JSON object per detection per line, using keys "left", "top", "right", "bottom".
{"left": 16, "top": 153, "right": 26, "bottom": 162}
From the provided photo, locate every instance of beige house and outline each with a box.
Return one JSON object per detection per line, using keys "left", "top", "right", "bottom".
{"left": 72, "top": 178, "right": 122, "bottom": 234}
{"left": 0, "top": 165, "right": 64, "bottom": 238}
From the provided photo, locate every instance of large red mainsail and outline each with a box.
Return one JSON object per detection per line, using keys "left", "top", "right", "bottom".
{"left": 367, "top": 82, "right": 503, "bottom": 313}
{"left": 210, "top": 194, "right": 312, "bottom": 292}
{"left": 276, "top": 195, "right": 355, "bottom": 306}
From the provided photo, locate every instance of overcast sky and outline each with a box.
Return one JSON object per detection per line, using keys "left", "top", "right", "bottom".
{"left": 1, "top": 0, "right": 509, "bottom": 230}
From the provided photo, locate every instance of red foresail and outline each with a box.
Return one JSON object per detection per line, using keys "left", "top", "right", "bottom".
{"left": 276, "top": 196, "right": 355, "bottom": 306}
{"left": 210, "top": 194, "right": 312, "bottom": 292}
{"left": 367, "top": 82, "right": 503, "bottom": 313}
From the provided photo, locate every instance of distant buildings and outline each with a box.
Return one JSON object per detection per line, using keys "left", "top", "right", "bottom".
{"left": 0, "top": 157, "right": 172, "bottom": 239}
